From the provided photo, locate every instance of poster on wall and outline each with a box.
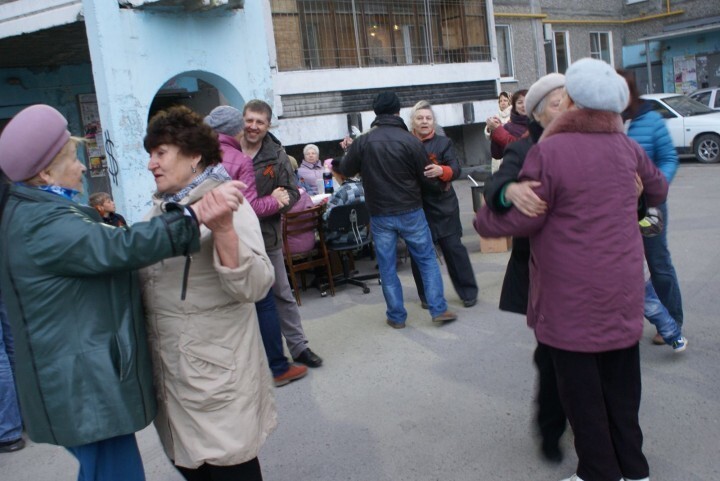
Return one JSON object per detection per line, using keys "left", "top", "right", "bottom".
{"left": 673, "top": 55, "right": 697, "bottom": 94}
{"left": 77, "top": 94, "right": 107, "bottom": 178}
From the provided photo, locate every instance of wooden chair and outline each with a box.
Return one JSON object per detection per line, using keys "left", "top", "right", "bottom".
{"left": 281, "top": 204, "right": 335, "bottom": 306}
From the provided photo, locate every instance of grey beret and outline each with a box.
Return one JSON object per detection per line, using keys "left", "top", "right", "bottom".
{"left": 204, "top": 105, "right": 244, "bottom": 136}
{"left": 525, "top": 73, "right": 565, "bottom": 120}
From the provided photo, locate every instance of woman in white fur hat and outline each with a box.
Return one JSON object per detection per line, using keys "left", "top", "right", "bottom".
{"left": 475, "top": 58, "right": 669, "bottom": 481}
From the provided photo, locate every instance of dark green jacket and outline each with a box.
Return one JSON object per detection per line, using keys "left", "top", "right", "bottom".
{"left": 0, "top": 185, "right": 200, "bottom": 447}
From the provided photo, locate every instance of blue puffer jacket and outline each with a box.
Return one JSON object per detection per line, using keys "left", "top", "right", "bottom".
{"left": 626, "top": 101, "right": 679, "bottom": 183}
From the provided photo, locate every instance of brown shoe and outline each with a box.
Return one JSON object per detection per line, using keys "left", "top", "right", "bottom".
{"left": 651, "top": 333, "right": 665, "bottom": 345}
{"left": 432, "top": 311, "right": 458, "bottom": 324}
{"left": 274, "top": 364, "right": 308, "bottom": 387}
{"left": 386, "top": 319, "right": 406, "bottom": 329}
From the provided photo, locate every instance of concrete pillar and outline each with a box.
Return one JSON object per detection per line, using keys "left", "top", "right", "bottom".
{"left": 81, "top": 1, "right": 273, "bottom": 221}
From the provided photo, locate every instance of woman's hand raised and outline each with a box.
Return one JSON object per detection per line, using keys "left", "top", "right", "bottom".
{"left": 193, "top": 181, "right": 246, "bottom": 231}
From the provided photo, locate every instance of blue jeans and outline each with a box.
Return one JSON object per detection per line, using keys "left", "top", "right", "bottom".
{"left": 371, "top": 209, "right": 447, "bottom": 323}
{"left": 255, "top": 289, "right": 290, "bottom": 378}
{"left": 644, "top": 280, "right": 682, "bottom": 344}
{"left": 643, "top": 202, "right": 684, "bottom": 326}
{"left": 66, "top": 433, "right": 145, "bottom": 481}
{"left": 0, "top": 290, "right": 23, "bottom": 443}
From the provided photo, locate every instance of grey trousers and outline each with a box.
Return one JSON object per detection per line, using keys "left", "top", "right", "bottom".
{"left": 267, "top": 248, "right": 309, "bottom": 358}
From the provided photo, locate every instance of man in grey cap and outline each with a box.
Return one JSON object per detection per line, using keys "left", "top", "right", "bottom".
{"left": 340, "top": 92, "right": 457, "bottom": 329}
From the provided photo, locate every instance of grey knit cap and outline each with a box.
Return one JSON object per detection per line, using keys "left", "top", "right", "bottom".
{"left": 204, "top": 105, "right": 244, "bottom": 136}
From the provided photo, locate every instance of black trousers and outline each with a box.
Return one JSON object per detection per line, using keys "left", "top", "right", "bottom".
{"left": 411, "top": 233, "right": 478, "bottom": 303}
{"left": 533, "top": 343, "right": 567, "bottom": 448}
{"left": 176, "top": 457, "right": 263, "bottom": 481}
{"left": 548, "top": 343, "right": 649, "bottom": 481}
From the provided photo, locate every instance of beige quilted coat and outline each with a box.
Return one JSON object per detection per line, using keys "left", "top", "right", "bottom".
{"left": 140, "top": 178, "right": 277, "bottom": 469}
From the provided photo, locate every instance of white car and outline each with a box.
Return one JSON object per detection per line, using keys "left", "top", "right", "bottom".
{"left": 689, "top": 87, "right": 720, "bottom": 111}
{"left": 640, "top": 93, "right": 720, "bottom": 163}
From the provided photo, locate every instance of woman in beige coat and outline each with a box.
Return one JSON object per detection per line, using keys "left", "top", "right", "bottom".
{"left": 140, "top": 106, "right": 276, "bottom": 481}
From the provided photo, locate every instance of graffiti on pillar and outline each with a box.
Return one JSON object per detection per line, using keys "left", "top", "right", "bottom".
{"left": 104, "top": 130, "right": 119, "bottom": 186}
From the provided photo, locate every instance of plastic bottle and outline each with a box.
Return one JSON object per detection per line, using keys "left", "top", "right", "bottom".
{"left": 323, "top": 167, "right": 333, "bottom": 194}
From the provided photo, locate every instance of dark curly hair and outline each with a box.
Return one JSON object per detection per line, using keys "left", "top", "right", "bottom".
{"left": 511, "top": 89, "right": 528, "bottom": 115}
{"left": 144, "top": 105, "right": 222, "bottom": 168}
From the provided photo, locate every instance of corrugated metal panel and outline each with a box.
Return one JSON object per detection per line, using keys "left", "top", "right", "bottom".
{"left": 280, "top": 80, "right": 497, "bottom": 118}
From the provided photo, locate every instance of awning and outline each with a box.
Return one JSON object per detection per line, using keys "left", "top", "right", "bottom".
{"left": 638, "top": 22, "right": 720, "bottom": 42}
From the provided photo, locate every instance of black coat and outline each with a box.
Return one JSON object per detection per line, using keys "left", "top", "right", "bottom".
{"left": 420, "top": 134, "right": 462, "bottom": 240}
{"left": 482, "top": 121, "right": 544, "bottom": 314}
{"left": 340, "top": 115, "right": 441, "bottom": 216}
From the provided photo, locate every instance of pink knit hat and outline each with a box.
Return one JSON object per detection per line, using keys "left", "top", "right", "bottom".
{"left": 0, "top": 104, "right": 71, "bottom": 181}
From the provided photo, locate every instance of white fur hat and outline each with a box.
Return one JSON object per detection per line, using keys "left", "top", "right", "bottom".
{"left": 565, "top": 58, "right": 629, "bottom": 113}
{"left": 525, "top": 73, "right": 565, "bottom": 119}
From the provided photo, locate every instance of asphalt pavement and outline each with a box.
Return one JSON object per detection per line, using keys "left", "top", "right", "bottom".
{"left": 1, "top": 163, "right": 718, "bottom": 481}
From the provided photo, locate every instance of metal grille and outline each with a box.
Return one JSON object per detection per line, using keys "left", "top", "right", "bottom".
{"left": 271, "top": 0, "right": 490, "bottom": 71}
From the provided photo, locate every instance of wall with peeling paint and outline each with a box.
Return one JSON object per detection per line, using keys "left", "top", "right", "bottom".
{"left": 82, "top": 0, "right": 272, "bottom": 222}
{"left": 0, "top": 63, "right": 95, "bottom": 201}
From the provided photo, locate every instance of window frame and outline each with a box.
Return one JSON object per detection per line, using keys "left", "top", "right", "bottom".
{"left": 552, "top": 30, "right": 570, "bottom": 74}
{"left": 270, "top": 0, "right": 491, "bottom": 72}
{"left": 589, "top": 31, "right": 614, "bottom": 66}
{"left": 495, "top": 24, "right": 514, "bottom": 79}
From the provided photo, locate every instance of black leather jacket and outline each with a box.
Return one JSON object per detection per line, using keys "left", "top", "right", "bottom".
{"left": 339, "top": 115, "right": 441, "bottom": 216}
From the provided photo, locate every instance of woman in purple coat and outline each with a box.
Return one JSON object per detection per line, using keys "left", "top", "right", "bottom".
{"left": 475, "top": 58, "right": 667, "bottom": 481}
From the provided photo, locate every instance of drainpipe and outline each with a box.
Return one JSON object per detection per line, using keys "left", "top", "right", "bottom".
{"left": 645, "top": 39, "right": 653, "bottom": 93}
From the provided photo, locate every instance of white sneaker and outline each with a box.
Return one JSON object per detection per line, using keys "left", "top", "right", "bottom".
{"left": 560, "top": 475, "right": 585, "bottom": 481}
{"left": 671, "top": 336, "right": 687, "bottom": 352}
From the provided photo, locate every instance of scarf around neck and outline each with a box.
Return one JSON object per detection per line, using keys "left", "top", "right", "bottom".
{"left": 414, "top": 128, "right": 435, "bottom": 142}
{"left": 159, "top": 164, "right": 231, "bottom": 203}
{"left": 18, "top": 183, "right": 79, "bottom": 201}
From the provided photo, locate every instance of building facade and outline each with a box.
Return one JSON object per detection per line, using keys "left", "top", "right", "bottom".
{"left": 2, "top": 0, "right": 718, "bottom": 220}
{"left": 0, "top": 0, "right": 502, "bottom": 221}
{"left": 493, "top": 0, "right": 720, "bottom": 93}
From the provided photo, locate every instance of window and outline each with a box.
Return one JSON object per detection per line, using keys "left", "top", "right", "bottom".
{"left": 589, "top": 32, "right": 613, "bottom": 65}
{"left": 645, "top": 100, "right": 676, "bottom": 120}
{"left": 553, "top": 31, "right": 569, "bottom": 74}
{"left": 271, "top": 0, "right": 490, "bottom": 71}
{"left": 495, "top": 25, "right": 513, "bottom": 78}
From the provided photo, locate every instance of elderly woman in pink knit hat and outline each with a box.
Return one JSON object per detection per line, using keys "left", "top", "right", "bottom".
{"left": 0, "top": 104, "right": 242, "bottom": 481}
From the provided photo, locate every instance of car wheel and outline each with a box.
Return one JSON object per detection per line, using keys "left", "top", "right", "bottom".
{"left": 694, "top": 134, "right": 720, "bottom": 163}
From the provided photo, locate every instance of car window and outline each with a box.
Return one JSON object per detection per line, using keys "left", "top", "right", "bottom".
{"left": 645, "top": 100, "right": 676, "bottom": 119}
{"left": 691, "top": 92, "right": 711, "bottom": 107}
{"left": 715, "top": 93, "right": 720, "bottom": 109}
{"left": 662, "top": 95, "right": 714, "bottom": 116}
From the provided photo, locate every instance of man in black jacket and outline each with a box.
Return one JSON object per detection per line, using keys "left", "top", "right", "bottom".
{"left": 340, "top": 92, "right": 456, "bottom": 329}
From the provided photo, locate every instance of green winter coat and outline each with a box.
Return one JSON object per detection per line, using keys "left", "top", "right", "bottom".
{"left": 0, "top": 184, "right": 200, "bottom": 447}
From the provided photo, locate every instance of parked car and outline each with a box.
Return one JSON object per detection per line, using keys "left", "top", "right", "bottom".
{"left": 640, "top": 93, "right": 720, "bottom": 163}
{"left": 689, "top": 87, "right": 720, "bottom": 111}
